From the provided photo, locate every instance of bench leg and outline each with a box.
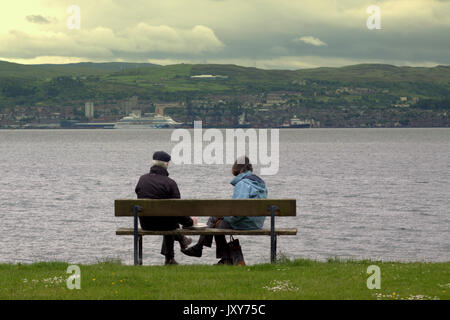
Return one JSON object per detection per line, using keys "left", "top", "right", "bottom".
{"left": 133, "top": 205, "right": 141, "bottom": 266}
{"left": 269, "top": 205, "right": 279, "bottom": 263}
{"left": 271, "top": 234, "right": 277, "bottom": 263}
{"left": 138, "top": 235, "right": 143, "bottom": 265}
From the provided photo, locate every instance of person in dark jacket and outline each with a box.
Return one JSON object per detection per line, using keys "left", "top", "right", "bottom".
{"left": 135, "top": 151, "right": 194, "bottom": 265}
{"left": 182, "top": 156, "right": 267, "bottom": 264}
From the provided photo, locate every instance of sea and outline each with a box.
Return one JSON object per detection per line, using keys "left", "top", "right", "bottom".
{"left": 0, "top": 128, "right": 449, "bottom": 265}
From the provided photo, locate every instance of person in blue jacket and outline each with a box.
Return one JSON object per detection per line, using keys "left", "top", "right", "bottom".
{"left": 182, "top": 156, "right": 267, "bottom": 264}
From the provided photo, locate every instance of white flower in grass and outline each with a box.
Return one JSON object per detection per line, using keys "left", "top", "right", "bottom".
{"left": 263, "top": 280, "right": 299, "bottom": 292}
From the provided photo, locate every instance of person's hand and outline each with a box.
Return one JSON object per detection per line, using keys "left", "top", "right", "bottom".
{"left": 191, "top": 216, "right": 198, "bottom": 225}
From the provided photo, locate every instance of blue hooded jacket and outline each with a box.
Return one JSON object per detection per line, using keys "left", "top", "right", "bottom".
{"left": 224, "top": 171, "right": 268, "bottom": 230}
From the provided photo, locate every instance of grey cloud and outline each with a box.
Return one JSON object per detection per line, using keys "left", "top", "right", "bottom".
{"left": 0, "top": 24, "right": 224, "bottom": 60}
{"left": 26, "top": 15, "right": 51, "bottom": 24}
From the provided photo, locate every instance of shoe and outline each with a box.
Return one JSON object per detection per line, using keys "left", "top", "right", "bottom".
{"left": 164, "top": 257, "right": 178, "bottom": 265}
{"left": 216, "top": 258, "right": 233, "bottom": 265}
{"left": 181, "top": 245, "right": 202, "bottom": 257}
{"left": 179, "top": 236, "right": 193, "bottom": 250}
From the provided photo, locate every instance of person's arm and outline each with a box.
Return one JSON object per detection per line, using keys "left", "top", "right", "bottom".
{"left": 169, "top": 179, "right": 192, "bottom": 226}
{"left": 135, "top": 177, "right": 142, "bottom": 198}
{"left": 179, "top": 216, "right": 194, "bottom": 228}
{"left": 170, "top": 180, "right": 181, "bottom": 199}
{"left": 224, "top": 181, "right": 251, "bottom": 225}
{"left": 232, "top": 181, "right": 251, "bottom": 199}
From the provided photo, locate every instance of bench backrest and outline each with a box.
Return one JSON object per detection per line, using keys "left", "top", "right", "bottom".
{"left": 115, "top": 199, "right": 296, "bottom": 217}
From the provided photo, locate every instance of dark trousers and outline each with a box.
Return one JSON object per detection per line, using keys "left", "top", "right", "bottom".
{"left": 161, "top": 234, "right": 185, "bottom": 259}
{"left": 138, "top": 218, "right": 189, "bottom": 259}
{"left": 196, "top": 216, "right": 233, "bottom": 258}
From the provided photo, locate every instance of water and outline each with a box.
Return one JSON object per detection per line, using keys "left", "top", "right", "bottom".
{"left": 0, "top": 128, "right": 449, "bottom": 265}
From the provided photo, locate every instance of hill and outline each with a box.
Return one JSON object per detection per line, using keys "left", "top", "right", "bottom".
{"left": 0, "top": 61, "right": 448, "bottom": 122}
{"left": 0, "top": 60, "right": 159, "bottom": 79}
{"left": 294, "top": 64, "right": 450, "bottom": 83}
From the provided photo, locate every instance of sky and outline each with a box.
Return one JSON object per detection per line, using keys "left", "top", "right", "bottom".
{"left": 0, "top": 0, "right": 449, "bottom": 69}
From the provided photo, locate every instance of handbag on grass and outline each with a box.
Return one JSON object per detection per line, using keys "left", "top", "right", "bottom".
{"left": 227, "top": 236, "right": 246, "bottom": 266}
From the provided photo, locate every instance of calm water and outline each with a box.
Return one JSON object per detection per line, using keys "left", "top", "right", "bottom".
{"left": 0, "top": 128, "right": 449, "bottom": 265}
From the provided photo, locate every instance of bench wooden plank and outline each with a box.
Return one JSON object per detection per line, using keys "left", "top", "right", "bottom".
{"left": 115, "top": 199, "right": 296, "bottom": 217}
{"left": 116, "top": 227, "right": 298, "bottom": 236}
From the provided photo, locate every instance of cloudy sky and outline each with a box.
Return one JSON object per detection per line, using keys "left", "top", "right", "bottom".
{"left": 0, "top": 0, "right": 449, "bottom": 69}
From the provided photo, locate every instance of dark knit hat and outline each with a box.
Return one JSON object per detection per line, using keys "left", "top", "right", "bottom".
{"left": 153, "top": 151, "right": 171, "bottom": 162}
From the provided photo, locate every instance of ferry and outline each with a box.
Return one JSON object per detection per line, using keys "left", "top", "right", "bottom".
{"left": 281, "top": 115, "right": 312, "bottom": 128}
{"left": 114, "top": 112, "right": 182, "bottom": 129}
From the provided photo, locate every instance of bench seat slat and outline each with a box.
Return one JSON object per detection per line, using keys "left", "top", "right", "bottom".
{"left": 116, "top": 227, "right": 298, "bottom": 236}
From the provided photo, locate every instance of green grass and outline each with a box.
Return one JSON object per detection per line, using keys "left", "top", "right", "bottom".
{"left": 1, "top": 259, "right": 449, "bottom": 300}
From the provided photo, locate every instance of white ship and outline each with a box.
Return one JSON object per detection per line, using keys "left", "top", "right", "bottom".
{"left": 114, "top": 111, "right": 182, "bottom": 129}
{"left": 281, "top": 115, "right": 312, "bottom": 128}
{"left": 237, "top": 112, "right": 251, "bottom": 127}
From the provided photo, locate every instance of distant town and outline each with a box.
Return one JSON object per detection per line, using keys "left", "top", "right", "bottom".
{"left": 1, "top": 91, "right": 448, "bottom": 129}
{"left": 0, "top": 63, "right": 449, "bottom": 129}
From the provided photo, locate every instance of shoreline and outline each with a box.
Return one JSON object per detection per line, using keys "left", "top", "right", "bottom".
{"left": 1, "top": 126, "right": 450, "bottom": 130}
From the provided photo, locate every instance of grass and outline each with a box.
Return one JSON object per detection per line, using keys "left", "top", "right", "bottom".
{"left": 1, "top": 259, "right": 449, "bottom": 300}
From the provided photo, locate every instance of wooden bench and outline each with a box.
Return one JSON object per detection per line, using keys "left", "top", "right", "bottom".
{"left": 115, "top": 199, "right": 297, "bottom": 265}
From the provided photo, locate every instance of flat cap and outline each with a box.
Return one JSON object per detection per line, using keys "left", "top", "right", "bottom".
{"left": 152, "top": 151, "right": 171, "bottom": 162}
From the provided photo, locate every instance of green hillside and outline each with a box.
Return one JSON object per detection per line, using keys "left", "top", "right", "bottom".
{"left": 294, "top": 64, "right": 450, "bottom": 83}
{"left": 0, "top": 60, "right": 159, "bottom": 79}
{"left": 101, "top": 63, "right": 450, "bottom": 95}
{"left": 1, "top": 60, "right": 449, "bottom": 84}
{"left": 0, "top": 60, "right": 448, "bottom": 110}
